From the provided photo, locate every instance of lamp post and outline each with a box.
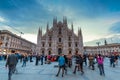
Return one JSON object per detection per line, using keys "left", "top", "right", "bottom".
{"left": 96, "top": 42, "right": 101, "bottom": 54}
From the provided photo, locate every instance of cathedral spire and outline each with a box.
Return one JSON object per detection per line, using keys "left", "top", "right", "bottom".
{"left": 71, "top": 22, "right": 74, "bottom": 32}
{"left": 78, "top": 27, "right": 82, "bottom": 37}
{"left": 79, "top": 28, "right": 82, "bottom": 35}
{"left": 46, "top": 22, "right": 49, "bottom": 32}
{"left": 78, "top": 27, "right": 84, "bottom": 54}
{"left": 63, "top": 16, "right": 67, "bottom": 27}
{"left": 78, "top": 27, "right": 80, "bottom": 36}
{"left": 41, "top": 27, "right": 42, "bottom": 35}
{"left": 53, "top": 17, "right": 57, "bottom": 27}
{"left": 37, "top": 27, "right": 41, "bottom": 44}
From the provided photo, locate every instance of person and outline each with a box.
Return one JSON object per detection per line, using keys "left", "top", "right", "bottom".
{"left": 44, "top": 55, "right": 47, "bottom": 64}
{"left": 35, "top": 54, "right": 40, "bottom": 65}
{"left": 22, "top": 55, "right": 28, "bottom": 67}
{"left": 109, "top": 54, "right": 115, "bottom": 67}
{"left": 114, "top": 54, "right": 119, "bottom": 66}
{"left": 40, "top": 54, "right": 44, "bottom": 65}
{"left": 30, "top": 54, "right": 33, "bottom": 62}
{"left": 5, "top": 50, "right": 18, "bottom": 80}
{"left": 83, "top": 54, "right": 87, "bottom": 66}
{"left": 56, "top": 53, "right": 65, "bottom": 77}
{"left": 47, "top": 54, "right": 51, "bottom": 64}
{"left": 79, "top": 54, "right": 84, "bottom": 75}
{"left": 88, "top": 54, "right": 95, "bottom": 70}
{"left": 67, "top": 53, "right": 72, "bottom": 68}
{"left": 97, "top": 54, "right": 105, "bottom": 76}
{"left": 73, "top": 52, "right": 80, "bottom": 74}
{"left": 64, "top": 55, "right": 68, "bottom": 74}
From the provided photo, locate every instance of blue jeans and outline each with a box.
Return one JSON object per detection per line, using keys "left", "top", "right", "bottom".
{"left": 98, "top": 64, "right": 105, "bottom": 75}
{"left": 22, "top": 61, "right": 26, "bottom": 67}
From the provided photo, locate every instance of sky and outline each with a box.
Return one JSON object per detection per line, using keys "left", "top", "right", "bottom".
{"left": 0, "top": 0, "right": 120, "bottom": 46}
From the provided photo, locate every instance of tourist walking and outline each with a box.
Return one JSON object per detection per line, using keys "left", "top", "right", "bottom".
{"left": 67, "top": 53, "right": 72, "bottom": 68}
{"left": 5, "top": 50, "right": 18, "bottom": 80}
{"left": 22, "top": 55, "right": 28, "bottom": 67}
{"left": 73, "top": 52, "right": 80, "bottom": 74}
{"left": 35, "top": 54, "right": 40, "bottom": 65}
{"left": 83, "top": 54, "right": 87, "bottom": 66}
{"left": 40, "top": 54, "right": 44, "bottom": 65}
{"left": 97, "top": 54, "right": 105, "bottom": 76}
{"left": 56, "top": 54, "right": 65, "bottom": 77}
{"left": 64, "top": 55, "right": 68, "bottom": 74}
{"left": 79, "top": 54, "right": 84, "bottom": 75}
{"left": 88, "top": 54, "right": 95, "bottom": 70}
{"left": 110, "top": 54, "right": 115, "bottom": 67}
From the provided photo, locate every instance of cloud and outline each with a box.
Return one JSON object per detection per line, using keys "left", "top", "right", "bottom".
{"left": 109, "top": 22, "right": 120, "bottom": 34}
{"left": 1, "top": 0, "right": 120, "bottom": 44}
{"left": 22, "top": 33, "right": 37, "bottom": 44}
{"left": 0, "top": 0, "right": 52, "bottom": 27}
{"left": 0, "top": 16, "right": 5, "bottom": 22}
{"left": 84, "top": 34, "right": 120, "bottom": 46}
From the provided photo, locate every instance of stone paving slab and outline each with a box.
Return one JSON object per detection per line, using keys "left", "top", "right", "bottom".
{"left": 0, "top": 58, "right": 120, "bottom": 80}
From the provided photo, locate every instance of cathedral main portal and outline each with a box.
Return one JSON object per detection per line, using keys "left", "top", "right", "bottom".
{"left": 58, "top": 48, "right": 62, "bottom": 54}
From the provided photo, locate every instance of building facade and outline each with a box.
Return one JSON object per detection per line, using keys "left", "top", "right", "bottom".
{"left": 36, "top": 17, "right": 84, "bottom": 55}
{"left": 0, "top": 30, "right": 36, "bottom": 54}
{"left": 84, "top": 43, "right": 120, "bottom": 55}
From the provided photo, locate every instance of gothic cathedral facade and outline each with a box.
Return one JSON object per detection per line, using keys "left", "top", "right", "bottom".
{"left": 36, "top": 17, "right": 84, "bottom": 55}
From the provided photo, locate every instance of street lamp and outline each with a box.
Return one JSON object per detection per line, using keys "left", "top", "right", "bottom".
{"left": 96, "top": 42, "right": 101, "bottom": 54}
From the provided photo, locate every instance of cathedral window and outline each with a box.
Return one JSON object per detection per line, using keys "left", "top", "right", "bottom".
{"left": 75, "top": 42, "right": 78, "bottom": 47}
{"left": 42, "top": 42, "right": 45, "bottom": 47}
{"left": 49, "top": 36, "right": 52, "bottom": 41}
{"left": 75, "top": 50, "right": 78, "bottom": 53}
{"left": 49, "top": 43, "right": 51, "bottom": 47}
{"left": 48, "top": 51, "right": 51, "bottom": 55}
{"left": 68, "top": 42, "right": 71, "bottom": 47}
{"left": 69, "top": 50, "right": 71, "bottom": 54}
{"left": 59, "top": 38, "right": 61, "bottom": 42}
{"left": 68, "top": 36, "right": 71, "bottom": 41}
{"left": 42, "top": 50, "right": 44, "bottom": 54}
{"left": 59, "top": 28, "right": 62, "bottom": 34}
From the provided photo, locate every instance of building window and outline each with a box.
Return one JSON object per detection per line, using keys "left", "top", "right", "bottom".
{"left": 42, "top": 42, "right": 45, "bottom": 47}
{"left": 1, "top": 36, "right": 4, "bottom": 40}
{"left": 68, "top": 36, "right": 71, "bottom": 41}
{"left": 59, "top": 38, "right": 61, "bottom": 42}
{"left": 69, "top": 51, "right": 71, "bottom": 54}
{"left": 75, "top": 50, "right": 78, "bottom": 54}
{"left": 68, "top": 42, "right": 71, "bottom": 47}
{"left": 59, "top": 28, "right": 62, "bottom": 34}
{"left": 75, "top": 42, "right": 78, "bottom": 47}
{"left": 6, "top": 37, "right": 9, "bottom": 41}
{"left": 49, "top": 36, "right": 52, "bottom": 41}
{"left": 49, "top": 43, "right": 51, "bottom": 47}
{"left": 48, "top": 51, "right": 51, "bottom": 55}
{"left": 42, "top": 50, "right": 44, "bottom": 54}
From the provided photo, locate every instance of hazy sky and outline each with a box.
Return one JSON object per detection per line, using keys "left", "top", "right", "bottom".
{"left": 0, "top": 0, "right": 120, "bottom": 45}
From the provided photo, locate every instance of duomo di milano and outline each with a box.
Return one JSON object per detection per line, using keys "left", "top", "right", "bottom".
{"left": 1, "top": 17, "right": 119, "bottom": 55}
{"left": 36, "top": 17, "right": 84, "bottom": 55}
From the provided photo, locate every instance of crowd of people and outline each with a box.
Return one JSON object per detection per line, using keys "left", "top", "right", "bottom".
{"left": 55, "top": 51, "right": 120, "bottom": 77}
{"left": 0, "top": 50, "right": 120, "bottom": 80}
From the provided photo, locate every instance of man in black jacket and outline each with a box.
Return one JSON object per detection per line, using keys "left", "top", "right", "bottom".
{"left": 6, "top": 50, "right": 18, "bottom": 80}
{"left": 73, "top": 53, "right": 80, "bottom": 74}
